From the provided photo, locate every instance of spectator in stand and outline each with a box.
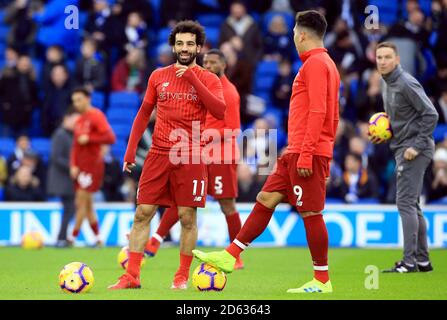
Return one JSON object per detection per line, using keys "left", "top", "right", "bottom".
{"left": 112, "top": 0, "right": 153, "bottom": 27}
{"left": 431, "top": 0, "right": 447, "bottom": 67}
{"left": 0, "top": 155, "right": 7, "bottom": 190}
{"left": 0, "top": 54, "right": 39, "bottom": 137}
{"left": 160, "top": 0, "right": 198, "bottom": 28}
{"left": 426, "top": 57, "right": 447, "bottom": 99}
{"left": 74, "top": 38, "right": 106, "bottom": 92}
{"left": 84, "top": 0, "right": 124, "bottom": 53}
{"left": 101, "top": 145, "right": 124, "bottom": 202}
{"left": 333, "top": 117, "right": 356, "bottom": 166}
{"left": 237, "top": 163, "right": 262, "bottom": 202}
{"left": 47, "top": 107, "right": 79, "bottom": 247}
{"left": 384, "top": 8, "right": 430, "bottom": 77}
{"left": 425, "top": 147, "right": 447, "bottom": 202}
{"left": 219, "top": 1, "right": 263, "bottom": 65}
{"left": 337, "top": 152, "right": 380, "bottom": 203}
{"left": 220, "top": 41, "right": 254, "bottom": 123}
{"left": 123, "top": 11, "right": 148, "bottom": 52}
{"left": 155, "top": 43, "right": 175, "bottom": 68}
{"left": 328, "top": 29, "right": 362, "bottom": 82}
{"left": 2, "top": 46, "right": 19, "bottom": 71}
{"left": 271, "top": 59, "right": 294, "bottom": 112}
{"left": 4, "top": 165, "right": 44, "bottom": 201}
{"left": 42, "top": 65, "right": 73, "bottom": 136}
{"left": 3, "top": 0, "right": 41, "bottom": 53}
{"left": 263, "top": 14, "right": 295, "bottom": 62}
{"left": 354, "top": 70, "right": 383, "bottom": 122}
{"left": 434, "top": 86, "right": 447, "bottom": 124}
{"left": 42, "top": 45, "right": 67, "bottom": 92}
{"left": 32, "top": 0, "right": 81, "bottom": 57}
{"left": 111, "top": 48, "right": 149, "bottom": 94}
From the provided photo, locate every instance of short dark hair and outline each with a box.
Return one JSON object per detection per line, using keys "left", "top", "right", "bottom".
{"left": 376, "top": 41, "right": 399, "bottom": 55}
{"left": 205, "top": 49, "right": 226, "bottom": 63}
{"left": 168, "top": 20, "right": 206, "bottom": 47}
{"left": 64, "top": 106, "right": 79, "bottom": 117}
{"left": 71, "top": 87, "right": 91, "bottom": 97}
{"left": 295, "top": 10, "right": 327, "bottom": 39}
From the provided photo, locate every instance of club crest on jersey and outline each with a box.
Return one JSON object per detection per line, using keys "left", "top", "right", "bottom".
{"left": 162, "top": 82, "right": 169, "bottom": 88}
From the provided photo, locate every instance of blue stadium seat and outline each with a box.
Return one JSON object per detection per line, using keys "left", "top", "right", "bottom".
{"left": 0, "top": 187, "right": 4, "bottom": 201}
{"left": 111, "top": 123, "right": 131, "bottom": 140}
{"left": 326, "top": 197, "right": 344, "bottom": 204}
{"left": 199, "top": 0, "right": 219, "bottom": 8}
{"left": 0, "top": 25, "right": 9, "bottom": 42}
{"left": 29, "top": 109, "right": 43, "bottom": 137}
{"left": 429, "top": 197, "right": 447, "bottom": 205}
{"left": 254, "top": 75, "right": 276, "bottom": 92}
{"left": 433, "top": 125, "right": 447, "bottom": 143}
{"left": 254, "top": 91, "right": 272, "bottom": 105}
{"left": 91, "top": 91, "right": 105, "bottom": 110}
{"left": 262, "top": 11, "right": 295, "bottom": 33}
{"left": 66, "top": 60, "right": 76, "bottom": 74}
{"left": 292, "top": 60, "right": 303, "bottom": 74}
{"left": 111, "top": 139, "right": 127, "bottom": 162}
{"left": 205, "top": 27, "right": 220, "bottom": 47}
{"left": 197, "top": 13, "right": 224, "bottom": 28}
{"left": 31, "top": 59, "right": 42, "bottom": 83}
{"left": 0, "top": 137, "right": 15, "bottom": 158}
{"left": 109, "top": 92, "right": 140, "bottom": 111}
{"left": 31, "top": 138, "right": 51, "bottom": 162}
{"left": 158, "top": 27, "right": 172, "bottom": 44}
{"left": 256, "top": 60, "right": 279, "bottom": 77}
{"left": 358, "top": 198, "right": 380, "bottom": 204}
{"left": 0, "top": 42, "right": 5, "bottom": 59}
{"left": 106, "top": 108, "right": 137, "bottom": 124}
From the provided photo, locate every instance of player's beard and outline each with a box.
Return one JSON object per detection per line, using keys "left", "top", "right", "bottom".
{"left": 176, "top": 51, "right": 197, "bottom": 66}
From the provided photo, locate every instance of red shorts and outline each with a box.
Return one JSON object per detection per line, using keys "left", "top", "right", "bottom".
{"left": 262, "top": 153, "right": 330, "bottom": 212}
{"left": 74, "top": 165, "right": 104, "bottom": 193}
{"left": 207, "top": 163, "right": 238, "bottom": 199}
{"left": 137, "top": 152, "right": 208, "bottom": 208}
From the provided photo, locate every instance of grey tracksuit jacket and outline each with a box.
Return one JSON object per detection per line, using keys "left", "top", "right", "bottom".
{"left": 382, "top": 65, "right": 438, "bottom": 158}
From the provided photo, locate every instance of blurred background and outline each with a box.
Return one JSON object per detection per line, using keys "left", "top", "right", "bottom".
{"left": 0, "top": 0, "right": 446, "bottom": 209}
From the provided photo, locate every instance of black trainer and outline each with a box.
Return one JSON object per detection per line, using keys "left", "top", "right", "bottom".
{"left": 382, "top": 260, "right": 418, "bottom": 273}
{"left": 417, "top": 262, "right": 434, "bottom": 272}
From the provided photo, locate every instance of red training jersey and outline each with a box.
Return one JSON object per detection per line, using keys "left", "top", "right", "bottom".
{"left": 205, "top": 75, "right": 241, "bottom": 163}
{"left": 70, "top": 107, "right": 116, "bottom": 170}
{"left": 286, "top": 47, "right": 340, "bottom": 169}
{"left": 124, "top": 64, "right": 225, "bottom": 163}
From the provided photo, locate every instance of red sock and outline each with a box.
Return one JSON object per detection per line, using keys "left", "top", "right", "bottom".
{"left": 225, "top": 202, "right": 274, "bottom": 258}
{"left": 72, "top": 229, "right": 80, "bottom": 238}
{"left": 157, "top": 207, "right": 179, "bottom": 238}
{"left": 90, "top": 222, "right": 99, "bottom": 236}
{"left": 225, "top": 212, "right": 242, "bottom": 242}
{"left": 127, "top": 252, "right": 144, "bottom": 279}
{"left": 303, "top": 214, "right": 329, "bottom": 283}
{"left": 175, "top": 253, "right": 193, "bottom": 280}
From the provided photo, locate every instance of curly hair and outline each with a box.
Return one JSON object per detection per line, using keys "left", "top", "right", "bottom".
{"left": 168, "top": 20, "right": 206, "bottom": 47}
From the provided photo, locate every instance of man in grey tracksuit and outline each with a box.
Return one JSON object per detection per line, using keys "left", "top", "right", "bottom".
{"left": 47, "top": 108, "right": 79, "bottom": 247}
{"left": 374, "top": 42, "right": 439, "bottom": 273}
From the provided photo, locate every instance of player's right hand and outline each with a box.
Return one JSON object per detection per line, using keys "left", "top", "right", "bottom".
{"left": 368, "top": 132, "right": 384, "bottom": 144}
{"left": 70, "top": 166, "right": 79, "bottom": 180}
{"left": 123, "top": 162, "right": 136, "bottom": 173}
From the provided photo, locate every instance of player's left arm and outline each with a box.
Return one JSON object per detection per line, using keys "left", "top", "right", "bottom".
{"left": 402, "top": 77, "right": 439, "bottom": 154}
{"left": 297, "top": 61, "right": 328, "bottom": 176}
{"left": 181, "top": 68, "right": 226, "bottom": 119}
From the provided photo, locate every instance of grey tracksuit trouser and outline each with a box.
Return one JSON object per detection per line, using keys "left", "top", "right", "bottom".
{"left": 395, "top": 150, "right": 431, "bottom": 265}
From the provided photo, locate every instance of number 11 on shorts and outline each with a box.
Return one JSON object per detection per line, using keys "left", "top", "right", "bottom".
{"left": 193, "top": 179, "right": 205, "bottom": 196}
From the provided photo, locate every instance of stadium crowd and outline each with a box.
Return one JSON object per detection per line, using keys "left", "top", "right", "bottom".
{"left": 0, "top": 0, "right": 446, "bottom": 204}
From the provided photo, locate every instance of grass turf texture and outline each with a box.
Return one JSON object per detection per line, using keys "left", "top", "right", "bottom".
{"left": 1, "top": 247, "right": 446, "bottom": 300}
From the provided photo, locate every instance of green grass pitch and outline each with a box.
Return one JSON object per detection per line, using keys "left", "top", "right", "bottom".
{"left": 1, "top": 247, "right": 446, "bottom": 300}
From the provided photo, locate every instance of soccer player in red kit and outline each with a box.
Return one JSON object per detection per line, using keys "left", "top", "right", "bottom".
{"left": 108, "top": 21, "right": 226, "bottom": 290}
{"left": 142, "top": 49, "right": 244, "bottom": 269}
{"left": 193, "top": 10, "right": 340, "bottom": 293}
{"left": 70, "top": 87, "right": 116, "bottom": 246}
